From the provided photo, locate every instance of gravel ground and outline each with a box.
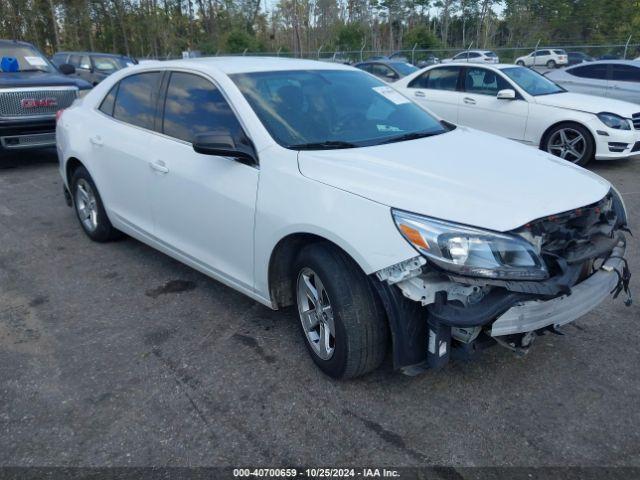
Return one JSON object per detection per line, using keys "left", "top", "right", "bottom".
{"left": 0, "top": 149, "right": 639, "bottom": 468}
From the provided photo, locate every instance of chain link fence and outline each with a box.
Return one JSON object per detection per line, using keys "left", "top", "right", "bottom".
{"left": 161, "top": 42, "right": 640, "bottom": 66}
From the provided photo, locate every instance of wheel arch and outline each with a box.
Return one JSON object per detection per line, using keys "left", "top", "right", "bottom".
{"left": 538, "top": 119, "right": 596, "bottom": 151}
{"left": 268, "top": 232, "right": 371, "bottom": 309}
{"left": 65, "top": 156, "right": 85, "bottom": 185}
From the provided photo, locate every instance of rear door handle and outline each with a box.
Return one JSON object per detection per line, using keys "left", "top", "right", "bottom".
{"left": 463, "top": 97, "right": 476, "bottom": 105}
{"left": 414, "top": 91, "right": 426, "bottom": 98}
{"left": 89, "top": 135, "right": 103, "bottom": 147}
{"left": 149, "top": 160, "right": 169, "bottom": 174}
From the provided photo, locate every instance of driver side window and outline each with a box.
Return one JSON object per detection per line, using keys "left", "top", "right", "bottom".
{"left": 464, "top": 68, "right": 510, "bottom": 96}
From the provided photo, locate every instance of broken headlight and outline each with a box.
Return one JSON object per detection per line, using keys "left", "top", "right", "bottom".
{"left": 392, "top": 210, "right": 548, "bottom": 280}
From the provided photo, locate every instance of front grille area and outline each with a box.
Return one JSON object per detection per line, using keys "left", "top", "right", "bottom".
{"left": 0, "top": 88, "right": 77, "bottom": 118}
{"left": 632, "top": 112, "right": 640, "bottom": 130}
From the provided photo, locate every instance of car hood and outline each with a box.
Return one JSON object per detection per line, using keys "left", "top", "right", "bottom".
{"left": 297, "top": 128, "right": 611, "bottom": 232}
{"left": 533, "top": 92, "right": 639, "bottom": 117}
{"left": 0, "top": 71, "right": 92, "bottom": 89}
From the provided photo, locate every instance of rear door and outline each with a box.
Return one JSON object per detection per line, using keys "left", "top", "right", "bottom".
{"left": 457, "top": 66, "right": 528, "bottom": 141}
{"left": 609, "top": 64, "right": 640, "bottom": 104}
{"left": 564, "top": 64, "right": 609, "bottom": 97}
{"left": 149, "top": 71, "right": 259, "bottom": 290}
{"left": 404, "top": 66, "right": 462, "bottom": 122}
{"left": 90, "top": 71, "right": 163, "bottom": 235}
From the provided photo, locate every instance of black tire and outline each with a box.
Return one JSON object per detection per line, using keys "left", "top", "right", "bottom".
{"left": 542, "top": 122, "right": 595, "bottom": 167}
{"left": 546, "top": 59, "right": 556, "bottom": 69}
{"left": 293, "top": 243, "right": 388, "bottom": 379}
{"left": 516, "top": 60, "right": 525, "bottom": 66}
{"left": 70, "top": 165, "right": 122, "bottom": 242}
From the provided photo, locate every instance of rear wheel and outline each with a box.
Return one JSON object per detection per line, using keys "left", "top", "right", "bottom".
{"left": 546, "top": 59, "right": 556, "bottom": 69}
{"left": 294, "top": 243, "right": 388, "bottom": 379}
{"left": 71, "top": 166, "right": 122, "bottom": 241}
{"left": 543, "top": 123, "right": 594, "bottom": 167}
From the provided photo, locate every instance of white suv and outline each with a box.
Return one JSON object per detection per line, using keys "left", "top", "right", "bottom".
{"left": 515, "top": 49, "right": 568, "bottom": 68}
{"left": 56, "top": 58, "right": 631, "bottom": 379}
{"left": 442, "top": 50, "right": 499, "bottom": 64}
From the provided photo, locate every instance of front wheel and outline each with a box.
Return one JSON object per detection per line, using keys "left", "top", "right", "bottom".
{"left": 294, "top": 243, "right": 388, "bottom": 379}
{"left": 543, "top": 123, "right": 594, "bottom": 166}
{"left": 516, "top": 60, "right": 525, "bottom": 66}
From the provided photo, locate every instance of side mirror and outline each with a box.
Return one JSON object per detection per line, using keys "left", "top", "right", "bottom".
{"left": 497, "top": 88, "right": 516, "bottom": 100}
{"left": 59, "top": 63, "right": 76, "bottom": 75}
{"left": 192, "top": 132, "right": 257, "bottom": 166}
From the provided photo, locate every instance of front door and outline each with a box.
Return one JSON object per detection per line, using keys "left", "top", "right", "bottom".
{"left": 457, "top": 67, "right": 529, "bottom": 142}
{"left": 149, "top": 71, "right": 259, "bottom": 290}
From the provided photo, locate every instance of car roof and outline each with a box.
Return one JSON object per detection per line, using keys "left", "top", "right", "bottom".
{"left": 55, "top": 51, "right": 130, "bottom": 58}
{"left": 572, "top": 59, "right": 640, "bottom": 65}
{"left": 356, "top": 60, "right": 408, "bottom": 66}
{"left": 0, "top": 39, "right": 38, "bottom": 48}
{"left": 150, "top": 56, "right": 354, "bottom": 74}
{"left": 426, "top": 62, "right": 516, "bottom": 70}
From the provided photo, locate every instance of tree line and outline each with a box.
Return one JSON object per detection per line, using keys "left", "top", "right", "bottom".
{"left": 1, "top": 0, "right": 639, "bottom": 59}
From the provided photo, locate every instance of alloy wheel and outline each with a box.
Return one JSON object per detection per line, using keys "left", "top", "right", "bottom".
{"left": 75, "top": 178, "right": 99, "bottom": 232}
{"left": 296, "top": 267, "right": 335, "bottom": 360}
{"left": 547, "top": 128, "right": 586, "bottom": 163}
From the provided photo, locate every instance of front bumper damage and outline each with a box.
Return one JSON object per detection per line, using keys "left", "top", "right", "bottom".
{"left": 374, "top": 192, "right": 632, "bottom": 375}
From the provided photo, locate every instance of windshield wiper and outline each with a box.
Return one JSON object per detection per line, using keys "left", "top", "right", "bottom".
{"left": 377, "top": 130, "right": 441, "bottom": 145}
{"left": 288, "top": 140, "right": 359, "bottom": 150}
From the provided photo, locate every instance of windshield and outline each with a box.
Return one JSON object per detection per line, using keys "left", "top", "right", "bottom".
{"left": 231, "top": 69, "right": 447, "bottom": 149}
{"left": 501, "top": 66, "right": 565, "bottom": 96}
{"left": 0, "top": 44, "right": 55, "bottom": 73}
{"left": 391, "top": 62, "right": 419, "bottom": 75}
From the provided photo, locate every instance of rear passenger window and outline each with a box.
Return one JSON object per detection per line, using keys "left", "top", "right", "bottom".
{"left": 99, "top": 84, "right": 119, "bottom": 116}
{"left": 68, "top": 55, "right": 81, "bottom": 67}
{"left": 162, "top": 72, "right": 244, "bottom": 143}
{"left": 611, "top": 65, "right": 640, "bottom": 82}
{"left": 113, "top": 72, "right": 162, "bottom": 130}
{"left": 569, "top": 64, "right": 608, "bottom": 79}
{"left": 408, "top": 67, "right": 459, "bottom": 90}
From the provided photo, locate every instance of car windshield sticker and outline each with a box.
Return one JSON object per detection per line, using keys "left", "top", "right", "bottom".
{"left": 372, "top": 86, "right": 410, "bottom": 105}
{"left": 24, "top": 56, "right": 48, "bottom": 67}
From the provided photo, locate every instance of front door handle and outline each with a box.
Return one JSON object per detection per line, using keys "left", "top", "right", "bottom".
{"left": 89, "top": 135, "right": 103, "bottom": 147}
{"left": 463, "top": 97, "right": 476, "bottom": 105}
{"left": 414, "top": 91, "right": 426, "bottom": 98}
{"left": 149, "top": 160, "right": 169, "bottom": 174}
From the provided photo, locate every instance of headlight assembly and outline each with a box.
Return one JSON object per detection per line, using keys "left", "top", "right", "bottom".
{"left": 392, "top": 210, "right": 548, "bottom": 280}
{"left": 597, "top": 112, "right": 631, "bottom": 130}
{"left": 77, "top": 89, "right": 91, "bottom": 99}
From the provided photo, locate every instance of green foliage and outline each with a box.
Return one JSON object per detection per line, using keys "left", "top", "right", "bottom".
{"left": 333, "top": 23, "right": 366, "bottom": 51}
{"left": 403, "top": 25, "right": 439, "bottom": 49}
{"left": 224, "top": 29, "right": 262, "bottom": 53}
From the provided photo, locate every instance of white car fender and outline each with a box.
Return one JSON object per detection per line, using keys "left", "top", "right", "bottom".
{"left": 252, "top": 146, "right": 417, "bottom": 305}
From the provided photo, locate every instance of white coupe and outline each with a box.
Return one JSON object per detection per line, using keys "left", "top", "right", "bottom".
{"left": 395, "top": 63, "right": 640, "bottom": 165}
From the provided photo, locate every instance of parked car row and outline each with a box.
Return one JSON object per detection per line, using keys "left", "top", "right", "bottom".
{"left": 52, "top": 57, "right": 632, "bottom": 379}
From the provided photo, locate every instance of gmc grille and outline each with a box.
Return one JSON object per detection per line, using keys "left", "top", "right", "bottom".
{"left": 0, "top": 88, "right": 77, "bottom": 118}
{"left": 632, "top": 113, "right": 640, "bottom": 130}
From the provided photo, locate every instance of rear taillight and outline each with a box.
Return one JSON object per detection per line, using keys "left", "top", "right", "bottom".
{"left": 55, "top": 109, "right": 64, "bottom": 123}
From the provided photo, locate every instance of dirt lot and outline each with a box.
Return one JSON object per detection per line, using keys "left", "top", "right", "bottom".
{"left": 1, "top": 149, "right": 639, "bottom": 467}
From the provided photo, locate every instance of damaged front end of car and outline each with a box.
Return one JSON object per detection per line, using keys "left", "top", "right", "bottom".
{"left": 373, "top": 189, "right": 632, "bottom": 375}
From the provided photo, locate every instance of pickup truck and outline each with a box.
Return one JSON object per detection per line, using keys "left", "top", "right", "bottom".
{"left": 0, "top": 39, "right": 91, "bottom": 153}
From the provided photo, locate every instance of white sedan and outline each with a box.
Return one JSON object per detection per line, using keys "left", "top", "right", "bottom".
{"left": 394, "top": 63, "right": 640, "bottom": 165}
{"left": 545, "top": 60, "right": 640, "bottom": 104}
{"left": 56, "top": 58, "right": 631, "bottom": 378}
